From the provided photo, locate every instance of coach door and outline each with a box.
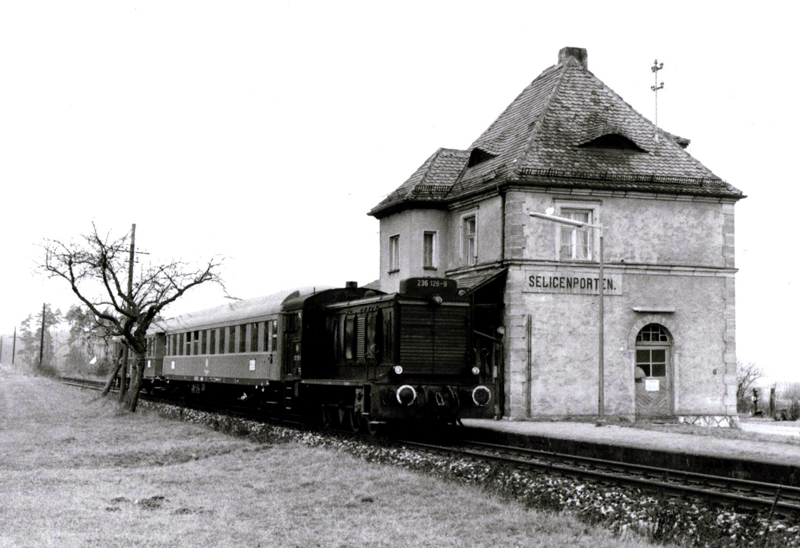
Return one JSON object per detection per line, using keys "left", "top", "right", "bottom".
{"left": 634, "top": 324, "right": 672, "bottom": 416}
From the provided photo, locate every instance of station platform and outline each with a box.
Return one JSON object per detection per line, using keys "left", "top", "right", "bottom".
{"left": 461, "top": 418, "right": 800, "bottom": 486}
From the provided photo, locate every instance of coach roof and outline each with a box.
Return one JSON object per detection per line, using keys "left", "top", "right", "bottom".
{"left": 151, "top": 287, "right": 326, "bottom": 333}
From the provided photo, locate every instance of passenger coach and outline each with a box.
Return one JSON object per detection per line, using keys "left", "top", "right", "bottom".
{"left": 143, "top": 277, "right": 497, "bottom": 432}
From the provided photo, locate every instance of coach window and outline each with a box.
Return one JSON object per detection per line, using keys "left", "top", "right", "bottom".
{"left": 238, "top": 325, "right": 246, "bottom": 353}
{"left": 199, "top": 331, "right": 205, "bottom": 355}
{"left": 249, "top": 322, "right": 258, "bottom": 352}
{"left": 195, "top": 331, "right": 201, "bottom": 355}
{"left": 209, "top": 329, "right": 217, "bottom": 355}
{"left": 228, "top": 326, "right": 236, "bottom": 354}
{"left": 271, "top": 320, "right": 278, "bottom": 352}
{"left": 219, "top": 327, "right": 226, "bottom": 355}
{"left": 263, "top": 321, "right": 270, "bottom": 352}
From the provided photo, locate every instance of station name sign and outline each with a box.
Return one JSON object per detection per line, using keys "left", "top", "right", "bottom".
{"left": 524, "top": 271, "right": 623, "bottom": 296}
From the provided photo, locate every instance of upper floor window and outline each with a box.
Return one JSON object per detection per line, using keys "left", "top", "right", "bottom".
{"left": 559, "top": 208, "right": 593, "bottom": 260}
{"left": 389, "top": 235, "right": 400, "bottom": 272}
{"left": 463, "top": 216, "right": 477, "bottom": 266}
{"left": 423, "top": 231, "right": 436, "bottom": 269}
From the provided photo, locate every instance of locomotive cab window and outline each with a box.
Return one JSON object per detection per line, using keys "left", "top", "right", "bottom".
{"left": 382, "top": 309, "right": 393, "bottom": 363}
{"left": 345, "top": 315, "right": 356, "bottom": 361}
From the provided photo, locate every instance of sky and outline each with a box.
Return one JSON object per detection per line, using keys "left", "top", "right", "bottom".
{"left": 0, "top": 1, "right": 797, "bottom": 382}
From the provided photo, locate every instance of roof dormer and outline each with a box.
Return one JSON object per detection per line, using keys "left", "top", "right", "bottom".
{"left": 579, "top": 133, "right": 647, "bottom": 153}
{"left": 467, "top": 147, "right": 497, "bottom": 167}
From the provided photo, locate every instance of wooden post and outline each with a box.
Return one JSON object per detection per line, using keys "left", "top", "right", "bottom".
{"left": 38, "top": 303, "right": 46, "bottom": 370}
{"left": 12, "top": 327, "right": 16, "bottom": 366}
{"left": 119, "top": 223, "right": 136, "bottom": 403}
{"left": 598, "top": 231, "right": 604, "bottom": 418}
{"left": 525, "top": 314, "right": 532, "bottom": 419}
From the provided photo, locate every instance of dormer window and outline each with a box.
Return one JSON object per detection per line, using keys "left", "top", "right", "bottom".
{"left": 467, "top": 148, "right": 497, "bottom": 167}
{"left": 579, "top": 133, "right": 646, "bottom": 152}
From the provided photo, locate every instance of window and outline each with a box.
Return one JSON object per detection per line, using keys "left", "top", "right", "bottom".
{"left": 636, "top": 324, "right": 670, "bottom": 343}
{"left": 462, "top": 216, "right": 477, "bottom": 266}
{"left": 423, "top": 231, "right": 436, "bottom": 269}
{"left": 389, "top": 235, "right": 400, "bottom": 272}
{"left": 559, "top": 209, "right": 592, "bottom": 260}
{"left": 345, "top": 315, "right": 355, "bottom": 360}
{"left": 271, "top": 320, "right": 278, "bottom": 352}
{"left": 227, "top": 326, "right": 235, "bottom": 354}
{"left": 250, "top": 322, "right": 259, "bottom": 352}
{"left": 210, "top": 328, "right": 217, "bottom": 355}
{"left": 264, "top": 320, "right": 272, "bottom": 352}
{"left": 238, "top": 325, "right": 247, "bottom": 353}
{"left": 382, "top": 309, "right": 393, "bottom": 363}
{"left": 636, "top": 348, "right": 667, "bottom": 377}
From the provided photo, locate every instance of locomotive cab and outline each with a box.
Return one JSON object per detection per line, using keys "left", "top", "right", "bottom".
{"left": 299, "top": 277, "right": 498, "bottom": 432}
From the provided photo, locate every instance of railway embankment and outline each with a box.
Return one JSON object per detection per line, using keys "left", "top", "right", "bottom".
{"left": 0, "top": 372, "right": 663, "bottom": 548}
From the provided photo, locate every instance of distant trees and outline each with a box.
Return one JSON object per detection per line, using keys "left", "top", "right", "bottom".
{"left": 42, "top": 223, "right": 222, "bottom": 412}
{"left": 736, "top": 360, "right": 763, "bottom": 413}
{"left": 64, "top": 305, "right": 117, "bottom": 377}
{"left": 17, "top": 304, "right": 62, "bottom": 376}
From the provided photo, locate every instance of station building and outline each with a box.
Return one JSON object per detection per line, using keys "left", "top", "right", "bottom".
{"left": 368, "top": 47, "right": 745, "bottom": 423}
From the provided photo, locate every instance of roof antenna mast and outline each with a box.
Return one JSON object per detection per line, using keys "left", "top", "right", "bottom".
{"left": 651, "top": 59, "right": 664, "bottom": 142}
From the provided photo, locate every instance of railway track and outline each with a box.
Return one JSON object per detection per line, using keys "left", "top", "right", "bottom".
{"left": 61, "top": 376, "right": 800, "bottom": 517}
{"left": 400, "top": 438, "right": 800, "bottom": 517}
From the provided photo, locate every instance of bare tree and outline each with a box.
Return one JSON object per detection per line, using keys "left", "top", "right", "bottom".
{"left": 42, "top": 223, "right": 222, "bottom": 411}
{"left": 736, "top": 359, "right": 763, "bottom": 413}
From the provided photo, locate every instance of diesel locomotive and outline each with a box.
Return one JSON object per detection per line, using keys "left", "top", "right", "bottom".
{"left": 139, "top": 277, "right": 498, "bottom": 432}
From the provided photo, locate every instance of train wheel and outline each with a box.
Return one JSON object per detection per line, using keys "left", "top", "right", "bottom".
{"left": 321, "top": 405, "right": 334, "bottom": 429}
{"left": 348, "top": 410, "right": 361, "bottom": 434}
{"left": 364, "top": 418, "right": 382, "bottom": 437}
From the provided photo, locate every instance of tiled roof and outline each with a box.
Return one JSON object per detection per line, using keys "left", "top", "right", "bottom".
{"left": 370, "top": 48, "right": 743, "bottom": 218}
{"left": 370, "top": 148, "right": 469, "bottom": 215}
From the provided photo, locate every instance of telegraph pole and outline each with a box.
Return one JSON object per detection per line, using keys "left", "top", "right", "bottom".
{"left": 1, "top": 335, "right": 4, "bottom": 364}
{"left": 12, "top": 327, "right": 16, "bottom": 366}
{"left": 119, "top": 223, "right": 136, "bottom": 402}
{"left": 651, "top": 59, "right": 664, "bottom": 142}
{"left": 38, "top": 303, "right": 46, "bottom": 371}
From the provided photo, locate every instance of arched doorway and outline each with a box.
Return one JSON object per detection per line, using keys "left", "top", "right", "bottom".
{"left": 635, "top": 323, "right": 672, "bottom": 416}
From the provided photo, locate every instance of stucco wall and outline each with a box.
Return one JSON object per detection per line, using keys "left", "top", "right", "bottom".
{"left": 508, "top": 192, "right": 729, "bottom": 267}
{"left": 504, "top": 266, "right": 734, "bottom": 418}
{"left": 502, "top": 189, "right": 737, "bottom": 419}
{"left": 379, "top": 209, "right": 451, "bottom": 293}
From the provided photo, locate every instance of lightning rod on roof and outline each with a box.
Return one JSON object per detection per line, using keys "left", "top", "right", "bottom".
{"left": 651, "top": 59, "right": 664, "bottom": 142}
